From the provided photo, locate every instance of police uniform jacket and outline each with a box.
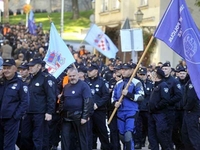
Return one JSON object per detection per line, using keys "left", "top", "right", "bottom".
{"left": 86, "top": 76, "right": 109, "bottom": 111}
{"left": 0, "top": 73, "right": 29, "bottom": 120}
{"left": 139, "top": 79, "right": 154, "bottom": 111}
{"left": 183, "top": 79, "right": 200, "bottom": 113}
{"left": 164, "top": 75, "right": 182, "bottom": 109}
{"left": 112, "top": 77, "right": 144, "bottom": 111}
{"left": 61, "top": 80, "right": 92, "bottom": 120}
{"left": 28, "top": 70, "right": 55, "bottom": 114}
{"left": 149, "top": 80, "right": 170, "bottom": 113}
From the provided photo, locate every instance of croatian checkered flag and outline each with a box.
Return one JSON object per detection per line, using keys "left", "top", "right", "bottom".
{"left": 84, "top": 24, "right": 118, "bottom": 58}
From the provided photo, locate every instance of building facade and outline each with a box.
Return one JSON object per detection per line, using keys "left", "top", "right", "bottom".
{"left": 94, "top": 0, "right": 200, "bottom": 67}
{"left": 9, "top": 0, "right": 92, "bottom": 14}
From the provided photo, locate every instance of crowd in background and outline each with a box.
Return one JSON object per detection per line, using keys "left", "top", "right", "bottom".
{"left": 0, "top": 22, "right": 200, "bottom": 150}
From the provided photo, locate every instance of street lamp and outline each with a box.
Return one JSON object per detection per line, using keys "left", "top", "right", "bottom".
{"left": 92, "top": 0, "right": 95, "bottom": 9}
{"left": 135, "top": 9, "right": 144, "bottom": 25}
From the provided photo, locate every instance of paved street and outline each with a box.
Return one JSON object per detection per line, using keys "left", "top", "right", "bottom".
{"left": 16, "top": 139, "right": 150, "bottom": 150}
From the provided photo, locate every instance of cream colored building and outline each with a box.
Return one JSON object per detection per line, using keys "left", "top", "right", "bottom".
{"left": 94, "top": 0, "right": 200, "bottom": 67}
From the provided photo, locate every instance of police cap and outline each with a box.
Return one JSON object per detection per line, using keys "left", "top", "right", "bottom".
{"left": 18, "top": 62, "right": 29, "bottom": 69}
{"left": 121, "top": 63, "right": 132, "bottom": 69}
{"left": 162, "top": 61, "right": 171, "bottom": 68}
{"left": 138, "top": 67, "right": 147, "bottom": 75}
{"left": 28, "top": 58, "right": 42, "bottom": 66}
{"left": 155, "top": 68, "right": 165, "bottom": 78}
{"left": 87, "top": 63, "right": 99, "bottom": 71}
{"left": 3, "top": 59, "right": 16, "bottom": 66}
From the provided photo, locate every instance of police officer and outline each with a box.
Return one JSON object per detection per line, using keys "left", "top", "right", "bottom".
{"left": 112, "top": 63, "right": 144, "bottom": 150}
{"left": 182, "top": 75, "right": 200, "bottom": 150}
{"left": 60, "top": 67, "right": 93, "bottom": 150}
{"left": 108, "top": 64, "right": 123, "bottom": 150}
{"left": 18, "top": 62, "right": 31, "bottom": 83}
{"left": 101, "top": 62, "right": 115, "bottom": 82}
{"left": 134, "top": 67, "right": 154, "bottom": 149}
{"left": 20, "top": 58, "right": 56, "bottom": 150}
{"left": 162, "top": 62, "right": 182, "bottom": 149}
{"left": 0, "top": 59, "right": 28, "bottom": 150}
{"left": 148, "top": 68, "right": 171, "bottom": 150}
{"left": 172, "top": 66, "right": 188, "bottom": 150}
{"left": 41, "top": 60, "right": 58, "bottom": 150}
{"left": 86, "top": 63, "right": 111, "bottom": 150}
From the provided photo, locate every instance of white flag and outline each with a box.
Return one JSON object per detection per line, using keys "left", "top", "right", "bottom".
{"left": 84, "top": 24, "right": 118, "bottom": 58}
{"left": 44, "top": 23, "right": 75, "bottom": 78}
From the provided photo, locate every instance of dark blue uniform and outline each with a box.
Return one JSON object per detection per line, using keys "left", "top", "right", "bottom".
{"left": 61, "top": 80, "right": 92, "bottom": 150}
{"left": 0, "top": 74, "right": 29, "bottom": 150}
{"left": 164, "top": 75, "right": 182, "bottom": 148}
{"left": 20, "top": 70, "right": 56, "bottom": 150}
{"left": 182, "top": 78, "right": 200, "bottom": 150}
{"left": 148, "top": 79, "right": 171, "bottom": 150}
{"left": 134, "top": 79, "right": 154, "bottom": 148}
{"left": 86, "top": 76, "right": 111, "bottom": 150}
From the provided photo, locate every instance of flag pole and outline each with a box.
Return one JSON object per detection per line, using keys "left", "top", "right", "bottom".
{"left": 107, "top": 35, "right": 155, "bottom": 125}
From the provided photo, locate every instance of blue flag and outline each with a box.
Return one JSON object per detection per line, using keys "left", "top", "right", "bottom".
{"left": 84, "top": 24, "right": 118, "bottom": 58}
{"left": 154, "top": 0, "right": 200, "bottom": 99}
{"left": 28, "top": 10, "right": 37, "bottom": 35}
{"left": 44, "top": 23, "right": 75, "bottom": 78}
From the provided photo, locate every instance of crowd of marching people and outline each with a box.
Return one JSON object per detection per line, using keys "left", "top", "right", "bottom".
{"left": 0, "top": 22, "right": 200, "bottom": 150}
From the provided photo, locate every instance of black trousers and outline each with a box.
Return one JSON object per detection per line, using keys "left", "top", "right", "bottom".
{"left": 88, "top": 110, "right": 110, "bottom": 150}
{"left": 20, "top": 113, "right": 46, "bottom": 150}
{"left": 182, "top": 111, "right": 200, "bottom": 150}
{"left": 61, "top": 119, "right": 89, "bottom": 150}
{"left": 0, "top": 118, "right": 20, "bottom": 150}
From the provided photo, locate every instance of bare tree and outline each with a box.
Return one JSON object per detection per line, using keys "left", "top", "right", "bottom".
{"left": 3, "top": 0, "right": 9, "bottom": 22}
{"left": 72, "top": 0, "right": 79, "bottom": 19}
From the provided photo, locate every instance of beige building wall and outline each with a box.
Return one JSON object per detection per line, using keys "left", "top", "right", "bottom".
{"left": 95, "top": 0, "right": 200, "bottom": 68}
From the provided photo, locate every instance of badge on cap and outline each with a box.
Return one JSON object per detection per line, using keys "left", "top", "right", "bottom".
{"left": 35, "top": 83, "right": 40, "bottom": 86}
{"left": 23, "top": 86, "right": 28, "bottom": 93}
{"left": 48, "top": 80, "right": 53, "bottom": 87}
{"left": 72, "top": 91, "right": 75, "bottom": 94}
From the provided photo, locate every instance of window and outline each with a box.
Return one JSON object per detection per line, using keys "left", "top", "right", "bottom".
{"left": 140, "top": 0, "right": 148, "bottom": 6}
{"left": 101, "top": 0, "right": 109, "bottom": 12}
{"left": 111, "top": 0, "right": 120, "bottom": 10}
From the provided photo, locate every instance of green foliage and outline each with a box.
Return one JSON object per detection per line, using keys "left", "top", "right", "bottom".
{"left": 9, "top": 10, "right": 93, "bottom": 33}
{"left": 195, "top": 0, "right": 200, "bottom": 6}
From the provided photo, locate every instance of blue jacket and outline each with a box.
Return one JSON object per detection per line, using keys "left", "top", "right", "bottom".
{"left": 28, "top": 70, "right": 56, "bottom": 114}
{"left": 149, "top": 80, "right": 170, "bottom": 113}
{"left": 0, "top": 74, "right": 29, "bottom": 120}
{"left": 112, "top": 78, "right": 144, "bottom": 111}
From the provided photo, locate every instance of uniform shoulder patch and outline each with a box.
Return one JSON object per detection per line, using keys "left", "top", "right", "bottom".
{"left": 177, "top": 84, "right": 181, "bottom": 89}
{"left": 164, "top": 87, "right": 169, "bottom": 93}
{"left": 23, "top": 86, "right": 28, "bottom": 93}
{"left": 48, "top": 80, "right": 53, "bottom": 87}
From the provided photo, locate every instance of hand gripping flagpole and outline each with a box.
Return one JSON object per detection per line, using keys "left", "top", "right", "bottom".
{"left": 107, "top": 35, "right": 155, "bottom": 125}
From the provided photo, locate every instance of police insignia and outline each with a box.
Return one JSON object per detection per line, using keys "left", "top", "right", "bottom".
{"left": 72, "top": 91, "right": 75, "bottom": 94}
{"left": 48, "top": 80, "right": 53, "bottom": 87}
{"left": 91, "top": 89, "right": 95, "bottom": 95}
{"left": 189, "top": 84, "right": 193, "bottom": 89}
{"left": 177, "top": 84, "right": 181, "bottom": 89}
{"left": 164, "top": 88, "right": 169, "bottom": 93}
{"left": 35, "top": 83, "right": 40, "bottom": 86}
{"left": 23, "top": 86, "right": 28, "bottom": 93}
{"left": 105, "top": 83, "right": 109, "bottom": 88}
